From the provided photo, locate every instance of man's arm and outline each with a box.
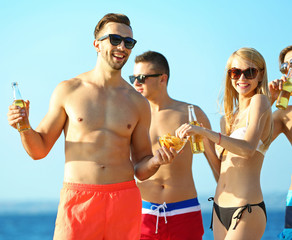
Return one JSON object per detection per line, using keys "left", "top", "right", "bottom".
{"left": 8, "top": 81, "right": 68, "bottom": 160}
{"left": 131, "top": 97, "right": 177, "bottom": 181}
{"left": 272, "top": 107, "right": 292, "bottom": 144}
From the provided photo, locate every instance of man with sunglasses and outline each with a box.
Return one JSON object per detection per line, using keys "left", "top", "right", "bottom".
{"left": 7, "top": 14, "right": 177, "bottom": 240}
{"left": 130, "top": 51, "right": 218, "bottom": 239}
{"left": 269, "top": 45, "right": 292, "bottom": 240}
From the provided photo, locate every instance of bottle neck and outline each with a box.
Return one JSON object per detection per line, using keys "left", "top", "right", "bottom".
{"left": 12, "top": 84, "right": 22, "bottom": 100}
{"left": 287, "top": 67, "right": 292, "bottom": 78}
{"left": 188, "top": 106, "right": 196, "bottom": 122}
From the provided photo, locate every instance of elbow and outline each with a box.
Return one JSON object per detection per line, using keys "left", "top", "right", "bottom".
{"left": 134, "top": 164, "right": 156, "bottom": 181}
{"left": 134, "top": 170, "right": 149, "bottom": 182}
{"left": 27, "top": 151, "right": 47, "bottom": 160}
{"left": 31, "top": 156, "right": 44, "bottom": 160}
{"left": 136, "top": 175, "right": 148, "bottom": 181}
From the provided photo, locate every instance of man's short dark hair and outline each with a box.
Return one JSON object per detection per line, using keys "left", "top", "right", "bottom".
{"left": 279, "top": 45, "right": 292, "bottom": 69}
{"left": 94, "top": 13, "right": 131, "bottom": 39}
{"left": 135, "top": 51, "right": 170, "bottom": 84}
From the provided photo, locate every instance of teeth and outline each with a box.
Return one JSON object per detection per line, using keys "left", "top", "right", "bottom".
{"left": 114, "top": 53, "right": 124, "bottom": 58}
{"left": 237, "top": 83, "right": 249, "bottom": 86}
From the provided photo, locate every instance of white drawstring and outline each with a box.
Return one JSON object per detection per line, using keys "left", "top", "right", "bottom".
{"left": 150, "top": 202, "right": 168, "bottom": 234}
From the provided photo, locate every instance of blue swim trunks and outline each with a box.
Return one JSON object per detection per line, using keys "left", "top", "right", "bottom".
{"left": 279, "top": 190, "right": 292, "bottom": 240}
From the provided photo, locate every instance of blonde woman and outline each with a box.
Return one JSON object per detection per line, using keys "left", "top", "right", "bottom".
{"left": 176, "top": 47, "right": 273, "bottom": 240}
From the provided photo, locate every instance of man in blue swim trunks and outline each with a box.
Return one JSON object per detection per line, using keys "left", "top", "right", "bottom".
{"left": 130, "top": 51, "right": 219, "bottom": 239}
{"left": 269, "top": 45, "right": 292, "bottom": 240}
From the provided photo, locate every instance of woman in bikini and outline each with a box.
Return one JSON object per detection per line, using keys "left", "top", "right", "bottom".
{"left": 176, "top": 47, "right": 273, "bottom": 240}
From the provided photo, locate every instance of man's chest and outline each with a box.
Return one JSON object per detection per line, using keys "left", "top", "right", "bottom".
{"left": 64, "top": 92, "right": 139, "bottom": 136}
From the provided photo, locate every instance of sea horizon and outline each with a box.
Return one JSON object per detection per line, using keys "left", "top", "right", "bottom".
{"left": 0, "top": 192, "right": 287, "bottom": 240}
{"left": 0, "top": 191, "right": 287, "bottom": 214}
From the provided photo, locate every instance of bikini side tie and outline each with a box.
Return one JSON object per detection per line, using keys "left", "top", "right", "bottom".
{"left": 233, "top": 204, "right": 252, "bottom": 230}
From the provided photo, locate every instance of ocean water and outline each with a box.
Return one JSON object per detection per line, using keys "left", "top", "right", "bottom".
{"left": 0, "top": 200, "right": 286, "bottom": 240}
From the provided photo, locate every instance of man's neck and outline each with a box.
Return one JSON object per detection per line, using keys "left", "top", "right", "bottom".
{"left": 149, "top": 92, "right": 173, "bottom": 111}
{"left": 91, "top": 59, "right": 123, "bottom": 87}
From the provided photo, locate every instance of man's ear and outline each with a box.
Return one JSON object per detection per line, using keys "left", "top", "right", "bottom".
{"left": 93, "top": 39, "right": 101, "bottom": 53}
{"left": 161, "top": 74, "right": 168, "bottom": 85}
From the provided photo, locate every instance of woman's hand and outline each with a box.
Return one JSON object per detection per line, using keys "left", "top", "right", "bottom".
{"left": 175, "top": 123, "right": 201, "bottom": 139}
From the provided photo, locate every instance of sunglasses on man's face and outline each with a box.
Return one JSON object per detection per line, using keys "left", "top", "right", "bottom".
{"left": 129, "top": 74, "right": 162, "bottom": 84}
{"left": 228, "top": 67, "right": 259, "bottom": 80}
{"left": 98, "top": 34, "right": 137, "bottom": 49}
{"left": 280, "top": 59, "right": 292, "bottom": 74}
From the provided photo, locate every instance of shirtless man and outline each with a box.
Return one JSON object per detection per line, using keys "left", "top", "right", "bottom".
{"left": 269, "top": 45, "right": 292, "bottom": 239}
{"left": 7, "top": 14, "right": 176, "bottom": 240}
{"left": 129, "top": 51, "right": 218, "bottom": 239}
{"left": 273, "top": 105, "right": 292, "bottom": 240}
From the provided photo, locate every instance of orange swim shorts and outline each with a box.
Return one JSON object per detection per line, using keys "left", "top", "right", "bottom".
{"left": 53, "top": 180, "right": 142, "bottom": 240}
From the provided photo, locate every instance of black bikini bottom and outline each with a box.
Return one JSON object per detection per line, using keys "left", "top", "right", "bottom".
{"left": 208, "top": 197, "right": 267, "bottom": 231}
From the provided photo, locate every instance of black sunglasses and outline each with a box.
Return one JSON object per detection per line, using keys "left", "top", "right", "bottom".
{"left": 228, "top": 67, "right": 258, "bottom": 80}
{"left": 98, "top": 34, "right": 137, "bottom": 49}
{"left": 129, "top": 74, "right": 162, "bottom": 84}
{"left": 280, "top": 59, "right": 292, "bottom": 74}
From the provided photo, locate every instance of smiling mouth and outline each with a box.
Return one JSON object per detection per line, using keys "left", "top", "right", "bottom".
{"left": 112, "top": 51, "right": 126, "bottom": 60}
{"left": 136, "top": 88, "right": 143, "bottom": 93}
{"left": 237, "top": 83, "right": 250, "bottom": 88}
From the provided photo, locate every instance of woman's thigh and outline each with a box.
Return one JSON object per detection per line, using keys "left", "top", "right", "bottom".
{"left": 212, "top": 208, "right": 227, "bottom": 240}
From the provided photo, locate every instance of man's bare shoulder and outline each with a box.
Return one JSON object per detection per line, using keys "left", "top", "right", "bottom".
{"left": 127, "top": 84, "right": 150, "bottom": 105}
{"left": 48, "top": 78, "right": 85, "bottom": 107}
{"left": 168, "top": 99, "right": 192, "bottom": 111}
{"left": 185, "top": 102, "right": 206, "bottom": 116}
{"left": 54, "top": 78, "right": 83, "bottom": 94}
{"left": 165, "top": 100, "right": 209, "bottom": 118}
{"left": 183, "top": 102, "right": 212, "bottom": 128}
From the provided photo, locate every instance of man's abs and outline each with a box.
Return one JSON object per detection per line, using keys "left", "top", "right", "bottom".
{"left": 137, "top": 174, "right": 197, "bottom": 204}
{"left": 63, "top": 136, "right": 134, "bottom": 185}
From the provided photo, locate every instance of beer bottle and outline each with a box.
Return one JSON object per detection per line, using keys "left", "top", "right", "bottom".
{"left": 12, "top": 82, "right": 31, "bottom": 132}
{"left": 188, "top": 105, "right": 204, "bottom": 154}
{"left": 276, "top": 63, "right": 292, "bottom": 109}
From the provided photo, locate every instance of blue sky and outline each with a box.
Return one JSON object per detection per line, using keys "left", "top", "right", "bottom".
{"left": 1, "top": 0, "right": 291, "bottom": 203}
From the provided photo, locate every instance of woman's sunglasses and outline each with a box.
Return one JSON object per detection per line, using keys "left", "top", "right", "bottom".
{"left": 228, "top": 67, "right": 259, "bottom": 80}
{"left": 98, "top": 34, "right": 137, "bottom": 49}
{"left": 129, "top": 74, "right": 162, "bottom": 84}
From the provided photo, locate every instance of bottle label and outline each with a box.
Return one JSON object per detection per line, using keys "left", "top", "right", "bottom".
{"left": 283, "top": 77, "right": 292, "bottom": 93}
{"left": 13, "top": 100, "right": 31, "bottom": 132}
{"left": 189, "top": 121, "right": 204, "bottom": 154}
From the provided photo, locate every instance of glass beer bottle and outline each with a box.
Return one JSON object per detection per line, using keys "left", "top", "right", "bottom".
{"left": 12, "top": 82, "right": 31, "bottom": 132}
{"left": 276, "top": 64, "right": 292, "bottom": 110}
{"left": 188, "top": 105, "right": 204, "bottom": 154}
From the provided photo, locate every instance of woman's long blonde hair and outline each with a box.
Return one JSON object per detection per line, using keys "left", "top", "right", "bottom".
{"left": 223, "top": 47, "right": 270, "bottom": 135}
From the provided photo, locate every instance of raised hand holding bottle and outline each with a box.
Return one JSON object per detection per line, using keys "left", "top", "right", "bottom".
{"left": 276, "top": 59, "right": 292, "bottom": 109}
{"left": 11, "top": 82, "right": 31, "bottom": 132}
